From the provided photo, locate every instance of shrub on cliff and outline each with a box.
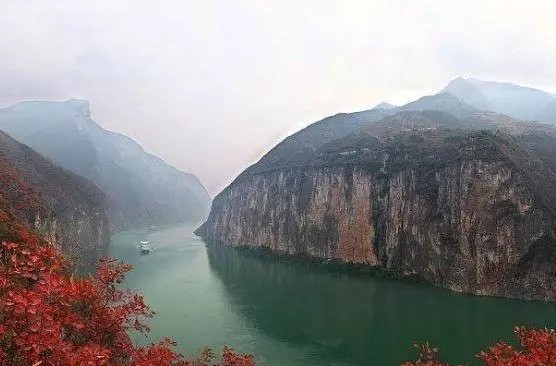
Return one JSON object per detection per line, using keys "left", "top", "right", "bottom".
{"left": 0, "top": 212, "right": 255, "bottom": 366}
{"left": 401, "top": 327, "right": 556, "bottom": 366}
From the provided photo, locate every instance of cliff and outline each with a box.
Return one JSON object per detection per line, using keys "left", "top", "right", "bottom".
{"left": 0, "top": 99, "right": 210, "bottom": 229}
{"left": 0, "top": 130, "right": 109, "bottom": 272}
{"left": 197, "top": 113, "right": 556, "bottom": 300}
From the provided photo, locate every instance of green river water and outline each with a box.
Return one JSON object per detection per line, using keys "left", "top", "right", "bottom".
{"left": 109, "top": 224, "right": 555, "bottom": 366}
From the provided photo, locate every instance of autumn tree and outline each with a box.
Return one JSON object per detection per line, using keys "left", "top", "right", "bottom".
{"left": 0, "top": 210, "right": 255, "bottom": 366}
{"left": 401, "top": 327, "right": 556, "bottom": 366}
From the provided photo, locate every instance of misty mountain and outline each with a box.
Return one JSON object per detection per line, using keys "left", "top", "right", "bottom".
{"left": 442, "top": 77, "right": 556, "bottom": 123}
{"left": 251, "top": 78, "right": 555, "bottom": 175}
{"left": 253, "top": 107, "right": 395, "bottom": 169}
{"left": 373, "top": 102, "right": 397, "bottom": 110}
{"left": 246, "top": 92, "right": 484, "bottom": 175}
{"left": 438, "top": 77, "right": 495, "bottom": 111}
{"left": 0, "top": 99, "right": 210, "bottom": 228}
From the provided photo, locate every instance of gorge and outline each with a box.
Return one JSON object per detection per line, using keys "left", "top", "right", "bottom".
{"left": 0, "top": 99, "right": 211, "bottom": 272}
{"left": 3, "top": 2, "right": 556, "bottom": 364}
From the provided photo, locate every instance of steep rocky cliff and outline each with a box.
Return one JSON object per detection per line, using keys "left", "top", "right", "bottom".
{"left": 0, "top": 130, "right": 109, "bottom": 272}
{"left": 197, "top": 111, "right": 556, "bottom": 300}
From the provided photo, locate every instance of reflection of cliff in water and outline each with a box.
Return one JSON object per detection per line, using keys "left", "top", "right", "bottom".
{"left": 206, "top": 243, "right": 556, "bottom": 366}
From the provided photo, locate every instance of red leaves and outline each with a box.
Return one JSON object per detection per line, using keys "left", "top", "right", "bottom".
{"left": 0, "top": 156, "right": 46, "bottom": 223}
{"left": 478, "top": 327, "right": 556, "bottom": 366}
{"left": 66, "top": 344, "right": 112, "bottom": 366}
{"left": 220, "top": 346, "right": 256, "bottom": 366}
{"left": 400, "top": 343, "right": 453, "bottom": 366}
{"left": 131, "top": 338, "right": 186, "bottom": 366}
{"left": 0, "top": 213, "right": 256, "bottom": 366}
{"left": 402, "top": 327, "right": 556, "bottom": 366}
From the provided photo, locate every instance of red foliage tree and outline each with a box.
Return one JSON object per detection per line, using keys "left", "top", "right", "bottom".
{"left": 0, "top": 156, "right": 46, "bottom": 223}
{"left": 0, "top": 210, "right": 256, "bottom": 366}
{"left": 401, "top": 327, "right": 556, "bottom": 366}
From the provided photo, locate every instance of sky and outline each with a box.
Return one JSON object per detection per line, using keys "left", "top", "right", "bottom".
{"left": 1, "top": 0, "right": 555, "bottom": 195}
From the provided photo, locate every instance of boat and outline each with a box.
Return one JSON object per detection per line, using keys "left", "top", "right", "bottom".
{"left": 139, "top": 240, "right": 151, "bottom": 254}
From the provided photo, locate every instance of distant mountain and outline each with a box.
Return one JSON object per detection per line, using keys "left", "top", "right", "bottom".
{"left": 441, "top": 77, "right": 495, "bottom": 111}
{"left": 442, "top": 77, "right": 556, "bottom": 123}
{"left": 0, "top": 100, "right": 210, "bottom": 228}
{"left": 374, "top": 102, "right": 397, "bottom": 110}
{"left": 0, "top": 130, "right": 109, "bottom": 271}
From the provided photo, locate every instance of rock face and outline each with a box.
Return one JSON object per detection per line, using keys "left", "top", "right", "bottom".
{"left": 0, "top": 99, "right": 210, "bottom": 229}
{"left": 197, "top": 110, "right": 556, "bottom": 300}
{"left": 0, "top": 130, "right": 109, "bottom": 272}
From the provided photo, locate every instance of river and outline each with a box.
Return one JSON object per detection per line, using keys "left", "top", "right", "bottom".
{"left": 109, "top": 224, "right": 556, "bottom": 366}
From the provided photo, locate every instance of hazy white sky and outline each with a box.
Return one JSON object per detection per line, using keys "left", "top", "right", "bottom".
{"left": 1, "top": 0, "right": 555, "bottom": 194}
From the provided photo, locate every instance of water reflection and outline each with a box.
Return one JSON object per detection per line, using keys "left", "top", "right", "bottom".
{"left": 110, "top": 225, "right": 313, "bottom": 365}
{"left": 206, "top": 243, "right": 556, "bottom": 366}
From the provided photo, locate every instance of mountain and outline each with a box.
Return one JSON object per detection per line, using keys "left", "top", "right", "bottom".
{"left": 197, "top": 84, "right": 556, "bottom": 301}
{"left": 441, "top": 77, "right": 495, "bottom": 111}
{"left": 443, "top": 77, "right": 556, "bottom": 123}
{"left": 251, "top": 107, "right": 395, "bottom": 172}
{"left": 397, "top": 92, "right": 480, "bottom": 118}
{"left": 0, "top": 100, "right": 210, "bottom": 228}
{"left": 374, "top": 102, "right": 397, "bottom": 110}
{"left": 249, "top": 93, "right": 484, "bottom": 176}
{"left": 537, "top": 99, "right": 556, "bottom": 124}
{"left": 0, "top": 130, "right": 109, "bottom": 272}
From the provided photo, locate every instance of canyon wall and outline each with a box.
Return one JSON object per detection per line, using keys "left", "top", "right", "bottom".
{"left": 197, "top": 133, "right": 556, "bottom": 300}
{"left": 33, "top": 195, "right": 110, "bottom": 273}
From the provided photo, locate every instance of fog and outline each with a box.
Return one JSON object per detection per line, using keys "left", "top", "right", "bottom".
{"left": 1, "top": 0, "right": 555, "bottom": 195}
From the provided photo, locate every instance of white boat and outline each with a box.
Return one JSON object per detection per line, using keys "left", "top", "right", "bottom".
{"left": 139, "top": 240, "right": 151, "bottom": 254}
